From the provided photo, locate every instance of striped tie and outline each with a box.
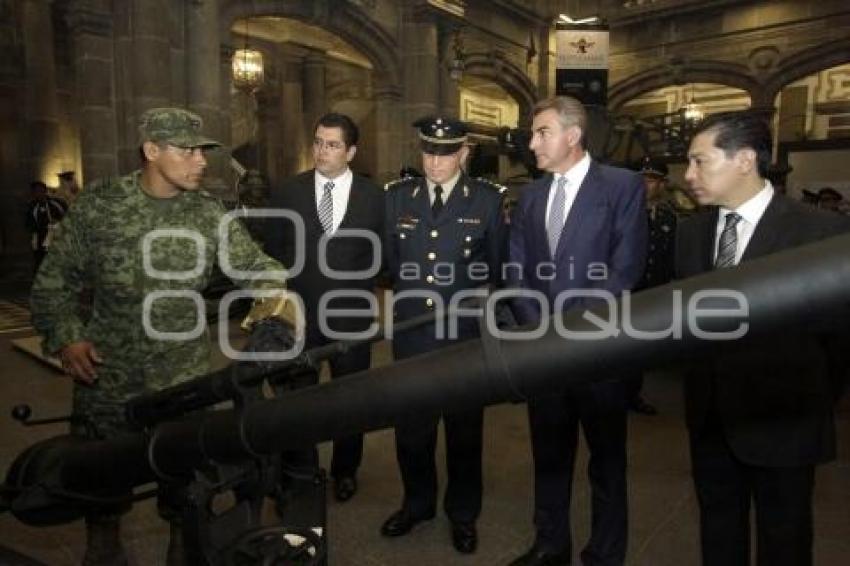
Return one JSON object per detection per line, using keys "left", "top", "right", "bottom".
{"left": 547, "top": 176, "right": 568, "bottom": 257}
{"left": 714, "top": 212, "right": 741, "bottom": 268}
{"left": 319, "top": 180, "right": 334, "bottom": 233}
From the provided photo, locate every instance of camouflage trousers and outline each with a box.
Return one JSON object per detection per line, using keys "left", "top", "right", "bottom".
{"left": 71, "top": 343, "right": 210, "bottom": 438}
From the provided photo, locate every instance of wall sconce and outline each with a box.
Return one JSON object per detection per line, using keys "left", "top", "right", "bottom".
{"left": 448, "top": 29, "right": 465, "bottom": 82}
{"left": 682, "top": 85, "right": 704, "bottom": 122}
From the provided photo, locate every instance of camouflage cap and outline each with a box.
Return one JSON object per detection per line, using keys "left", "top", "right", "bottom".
{"left": 138, "top": 107, "right": 222, "bottom": 148}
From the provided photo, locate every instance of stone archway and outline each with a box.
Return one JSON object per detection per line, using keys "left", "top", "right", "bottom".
{"left": 761, "top": 40, "right": 850, "bottom": 107}
{"left": 609, "top": 60, "right": 761, "bottom": 110}
{"left": 220, "top": 0, "right": 403, "bottom": 181}
{"left": 463, "top": 52, "right": 537, "bottom": 126}
{"left": 220, "top": 0, "right": 400, "bottom": 90}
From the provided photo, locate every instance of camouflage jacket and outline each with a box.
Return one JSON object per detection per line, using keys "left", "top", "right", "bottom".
{"left": 31, "top": 170, "right": 286, "bottom": 370}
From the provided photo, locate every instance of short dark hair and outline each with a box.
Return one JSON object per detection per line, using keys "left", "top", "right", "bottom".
{"left": 315, "top": 112, "right": 359, "bottom": 147}
{"left": 693, "top": 111, "right": 772, "bottom": 178}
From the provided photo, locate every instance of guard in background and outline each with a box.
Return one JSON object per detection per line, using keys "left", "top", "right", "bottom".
{"left": 638, "top": 158, "right": 677, "bottom": 291}
{"left": 382, "top": 117, "right": 507, "bottom": 554}
{"left": 628, "top": 158, "right": 678, "bottom": 416}
{"left": 25, "top": 180, "right": 68, "bottom": 273}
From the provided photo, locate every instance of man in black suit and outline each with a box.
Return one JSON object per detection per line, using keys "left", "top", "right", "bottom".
{"left": 676, "top": 111, "right": 850, "bottom": 566}
{"left": 265, "top": 112, "right": 384, "bottom": 503}
{"left": 381, "top": 116, "right": 507, "bottom": 554}
{"left": 508, "top": 96, "right": 647, "bottom": 566}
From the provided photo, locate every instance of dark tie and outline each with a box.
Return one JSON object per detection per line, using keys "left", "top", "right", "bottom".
{"left": 714, "top": 212, "right": 742, "bottom": 269}
{"left": 547, "top": 176, "right": 568, "bottom": 256}
{"left": 318, "top": 180, "right": 334, "bottom": 233}
{"left": 432, "top": 185, "right": 444, "bottom": 217}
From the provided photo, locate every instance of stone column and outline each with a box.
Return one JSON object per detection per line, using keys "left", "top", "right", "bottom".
{"left": 131, "top": 0, "right": 171, "bottom": 118}
{"left": 67, "top": 0, "right": 119, "bottom": 183}
{"left": 219, "top": 43, "right": 235, "bottom": 183}
{"left": 186, "top": 0, "right": 227, "bottom": 196}
{"left": 280, "top": 53, "right": 308, "bottom": 178}
{"left": 537, "top": 25, "right": 555, "bottom": 99}
{"left": 302, "top": 50, "right": 327, "bottom": 135}
{"left": 400, "top": 6, "right": 439, "bottom": 168}
{"left": 257, "top": 87, "right": 283, "bottom": 188}
{"left": 21, "top": 0, "right": 63, "bottom": 184}
{"left": 438, "top": 24, "right": 460, "bottom": 119}
{"left": 375, "top": 86, "right": 403, "bottom": 183}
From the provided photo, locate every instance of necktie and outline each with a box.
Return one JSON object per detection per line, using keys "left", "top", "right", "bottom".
{"left": 714, "top": 212, "right": 742, "bottom": 268}
{"left": 319, "top": 180, "right": 334, "bottom": 233}
{"left": 432, "top": 185, "right": 444, "bottom": 217}
{"left": 547, "top": 176, "right": 568, "bottom": 256}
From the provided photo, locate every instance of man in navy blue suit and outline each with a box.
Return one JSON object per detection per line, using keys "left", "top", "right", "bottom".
{"left": 508, "top": 96, "right": 647, "bottom": 566}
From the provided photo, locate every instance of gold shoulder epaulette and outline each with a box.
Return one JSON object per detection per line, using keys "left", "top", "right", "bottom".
{"left": 476, "top": 177, "right": 508, "bottom": 194}
{"left": 384, "top": 177, "right": 412, "bottom": 192}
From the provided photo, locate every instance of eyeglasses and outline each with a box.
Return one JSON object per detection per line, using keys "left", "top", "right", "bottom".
{"left": 313, "top": 138, "right": 345, "bottom": 152}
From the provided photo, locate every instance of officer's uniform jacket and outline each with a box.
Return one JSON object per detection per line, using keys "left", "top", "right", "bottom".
{"left": 639, "top": 199, "right": 677, "bottom": 289}
{"left": 384, "top": 174, "right": 506, "bottom": 355}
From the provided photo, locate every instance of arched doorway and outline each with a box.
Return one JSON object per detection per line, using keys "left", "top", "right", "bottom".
{"left": 614, "top": 83, "right": 751, "bottom": 168}
{"left": 221, "top": 1, "right": 402, "bottom": 184}
{"left": 774, "top": 62, "right": 850, "bottom": 206}
{"left": 229, "top": 16, "right": 378, "bottom": 187}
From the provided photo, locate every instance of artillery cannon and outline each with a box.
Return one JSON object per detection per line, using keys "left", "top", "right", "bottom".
{"left": 3, "top": 233, "right": 850, "bottom": 564}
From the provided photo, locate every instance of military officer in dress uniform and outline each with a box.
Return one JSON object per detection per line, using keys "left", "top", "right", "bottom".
{"left": 381, "top": 116, "right": 507, "bottom": 554}
{"left": 627, "top": 158, "right": 678, "bottom": 417}
{"left": 639, "top": 158, "right": 677, "bottom": 290}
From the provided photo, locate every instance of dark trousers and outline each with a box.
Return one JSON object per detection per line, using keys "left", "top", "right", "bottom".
{"left": 690, "top": 418, "right": 815, "bottom": 566}
{"left": 394, "top": 408, "right": 484, "bottom": 523}
{"left": 391, "top": 327, "right": 484, "bottom": 524}
{"left": 326, "top": 344, "right": 370, "bottom": 478}
{"left": 279, "top": 336, "right": 370, "bottom": 479}
{"left": 528, "top": 381, "right": 629, "bottom": 566}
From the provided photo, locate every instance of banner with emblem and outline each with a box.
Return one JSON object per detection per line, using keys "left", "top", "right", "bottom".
{"left": 555, "top": 25, "right": 609, "bottom": 106}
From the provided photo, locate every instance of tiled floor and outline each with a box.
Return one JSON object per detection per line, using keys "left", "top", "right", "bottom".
{"left": 0, "top": 259, "right": 848, "bottom": 565}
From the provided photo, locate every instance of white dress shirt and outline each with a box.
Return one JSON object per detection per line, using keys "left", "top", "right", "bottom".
{"left": 315, "top": 168, "right": 353, "bottom": 234}
{"left": 427, "top": 171, "right": 461, "bottom": 206}
{"left": 545, "top": 152, "right": 592, "bottom": 230}
{"left": 714, "top": 180, "right": 775, "bottom": 265}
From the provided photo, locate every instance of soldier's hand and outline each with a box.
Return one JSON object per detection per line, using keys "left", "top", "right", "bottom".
{"left": 59, "top": 341, "right": 103, "bottom": 384}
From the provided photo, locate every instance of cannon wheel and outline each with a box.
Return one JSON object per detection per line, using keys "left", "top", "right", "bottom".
{"left": 224, "top": 525, "right": 325, "bottom": 566}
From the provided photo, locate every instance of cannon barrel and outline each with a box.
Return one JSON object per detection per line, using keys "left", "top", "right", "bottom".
{"left": 149, "top": 231, "right": 850, "bottom": 476}
{"left": 5, "top": 232, "right": 850, "bottom": 520}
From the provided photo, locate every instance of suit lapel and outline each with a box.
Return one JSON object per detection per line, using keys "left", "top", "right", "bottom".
{"left": 299, "top": 170, "right": 323, "bottom": 232}
{"left": 697, "top": 208, "right": 719, "bottom": 272}
{"left": 554, "top": 163, "right": 602, "bottom": 260}
{"left": 337, "top": 175, "right": 361, "bottom": 231}
{"left": 740, "top": 194, "right": 783, "bottom": 262}
{"left": 531, "top": 174, "right": 552, "bottom": 257}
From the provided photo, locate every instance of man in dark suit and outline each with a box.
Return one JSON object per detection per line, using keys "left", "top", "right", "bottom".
{"left": 508, "top": 96, "right": 647, "bottom": 566}
{"left": 264, "top": 112, "right": 384, "bottom": 504}
{"left": 381, "top": 116, "right": 507, "bottom": 554}
{"left": 676, "top": 111, "right": 850, "bottom": 566}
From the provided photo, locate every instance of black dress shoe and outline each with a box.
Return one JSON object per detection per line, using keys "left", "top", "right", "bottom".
{"left": 380, "top": 508, "right": 435, "bottom": 537}
{"left": 629, "top": 395, "right": 658, "bottom": 415}
{"left": 451, "top": 522, "right": 477, "bottom": 554}
{"left": 508, "top": 545, "right": 571, "bottom": 566}
{"left": 333, "top": 476, "right": 357, "bottom": 502}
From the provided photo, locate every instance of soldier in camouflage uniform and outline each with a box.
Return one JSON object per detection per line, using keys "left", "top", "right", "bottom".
{"left": 30, "top": 108, "right": 295, "bottom": 566}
